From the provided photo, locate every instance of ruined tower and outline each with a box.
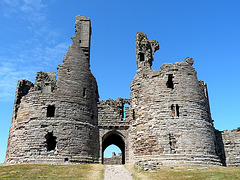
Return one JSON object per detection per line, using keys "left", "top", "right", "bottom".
{"left": 128, "top": 32, "right": 222, "bottom": 166}
{"left": 5, "top": 15, "right": 99, "bottom": 164}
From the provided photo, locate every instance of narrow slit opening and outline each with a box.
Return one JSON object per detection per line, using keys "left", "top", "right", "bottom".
{"left": 176, "top": 104, "right": 179, "bottom": 117}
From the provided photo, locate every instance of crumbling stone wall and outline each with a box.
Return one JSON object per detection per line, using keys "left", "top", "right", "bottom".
{"left": 220, "top": 128, "right": 240, "bottom": 166}
{"left": 98, "top": 98, "right": 130, "bottom": 164}
{"left": 98, "top": 98, "right": 130, "bottom": 126}
{"left": 12, "top": 80, "right": 34, "bottom": 121}
{"left": 104, "top": 152, "right": 122, "bottom": 165}
{"left": 5, "top": 15, "right": 99, "bottom": 165}
{"left": 128, "top": 32, "right": 222, "bottom": 166}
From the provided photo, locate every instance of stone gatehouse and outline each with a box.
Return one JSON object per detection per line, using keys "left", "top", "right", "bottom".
{"left": 4, "top": 15, "right": 240, "bottom": 167}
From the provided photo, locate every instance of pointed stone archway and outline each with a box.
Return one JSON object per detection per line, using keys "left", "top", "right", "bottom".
{"left": 102, "top": 130, "right": 125, "bottom": 164}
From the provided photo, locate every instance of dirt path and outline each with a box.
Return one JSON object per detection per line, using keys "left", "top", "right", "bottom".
{"left": 104, "top": 165, "right": 132, "bottom": 180}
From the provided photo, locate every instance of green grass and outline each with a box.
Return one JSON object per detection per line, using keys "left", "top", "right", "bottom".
{"left": 1, "top": 164, "right": 240, "bottom": 180}
{"left": 125, "top": 165, "right": 240, "bottom": 180}
{"left": 0, "top": 164, "right": 104, "bottom": 179}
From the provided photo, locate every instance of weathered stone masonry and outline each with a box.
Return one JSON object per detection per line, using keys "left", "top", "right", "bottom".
{"left": 5, "top": 15, "right": 240, "bottom": 167}
{"left": 129, "top": 32, "right": 220, "bottom": 166}
{"left": 98, "top": 98, "right": 130, "bottom": 164}
{"left": 5, "top": 16, "right": 99, "bottom": 164}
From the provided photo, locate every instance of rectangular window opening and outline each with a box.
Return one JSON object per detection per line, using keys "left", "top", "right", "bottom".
{"left": 47, "top": 105, "right": 55, "bottom": 117}
{"left": 139, "top": 52, "right": 144, "bottom": 61}
{"left": 166, "top": 74, "right": 174, "bottom": 89}
{"left": 83, "top": 88, "right": 86, "bottom": 97}
{"left": 176, "top": 104, "right": 179, "bottom": 117}
{"left": 122, "top": 103, "right": 130, "bottom": 119}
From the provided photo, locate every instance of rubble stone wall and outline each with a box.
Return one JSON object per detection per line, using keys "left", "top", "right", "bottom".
{"left": 104, "top": 153, "right": 122, "bottom": 165}
{"left": 221, "top": 128, "right": 240, "bottom": 166}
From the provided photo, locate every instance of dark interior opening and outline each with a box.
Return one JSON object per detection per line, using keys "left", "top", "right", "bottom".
{"left": 139, "top": 52, "right": 144, "bottom": 61}
{"left": 176, "top": 104, "right": 179, "bottom": 117}
{"left": 45, "top": 132, "right": 57, "bottom": 151}
{"left": 83, "top": 88, "right": 86, "bottom": 97}
{"left": 64, "top": 158, "right": 69, "bottom": 162}
{"left": 132, "top": 109, "right": 135, "bottom": 120}
{"left": 102, "top": 132, "right": 125, "bottom": 164}
{"left": 166, "top": 74, "right": 174, "bottom": 89}
{"left": 47, "top": 105, "right": 55, "bottom": 117}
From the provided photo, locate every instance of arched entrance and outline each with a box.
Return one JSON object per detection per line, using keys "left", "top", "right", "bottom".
{"left": 102, "top": 130, "right": 125, "bottom": 164}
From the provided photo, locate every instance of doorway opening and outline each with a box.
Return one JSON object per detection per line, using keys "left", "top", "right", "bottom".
{"left": 102, "top": 131, "right": 125, "bottom": 164}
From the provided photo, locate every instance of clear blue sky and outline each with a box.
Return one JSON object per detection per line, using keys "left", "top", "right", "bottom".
{"left": 0, "top": 0, "right": 240, "bottom": 163}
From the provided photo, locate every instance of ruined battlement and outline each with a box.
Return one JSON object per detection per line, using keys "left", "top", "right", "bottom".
{"left": 135, "top": 31, "right": 159, "bottom": 70}
{"left": 98, "top": 98, "right": 130, "bottom": 127}
{"left": 34, "top": 71, "right": 57, "bottom": 93}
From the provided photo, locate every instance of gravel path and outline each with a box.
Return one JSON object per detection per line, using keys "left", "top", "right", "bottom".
{"left": 104, "top": 165, "right": 132, "bottom": 180}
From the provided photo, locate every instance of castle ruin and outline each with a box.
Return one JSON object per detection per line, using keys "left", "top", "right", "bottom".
{"left": 5, "top": 15, "right": 240, "bottom": 168}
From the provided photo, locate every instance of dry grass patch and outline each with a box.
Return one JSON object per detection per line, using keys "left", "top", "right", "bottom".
{"left": 125, "top": 164, "right": 240, "bottom": 180}
{"left": 0, "top": 164, "right": 105, "bottom": 179}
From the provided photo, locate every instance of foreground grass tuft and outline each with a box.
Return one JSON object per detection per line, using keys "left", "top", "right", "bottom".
{"left": 125, "top": 164, "right": 240, "bottom": 180}
{"left": 0, "top": 164, "right": 104, "bottom": 179}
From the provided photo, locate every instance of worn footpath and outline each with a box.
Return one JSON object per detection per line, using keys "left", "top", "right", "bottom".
{"left": 104, "top": 165, "right": 132, "bottom": 180}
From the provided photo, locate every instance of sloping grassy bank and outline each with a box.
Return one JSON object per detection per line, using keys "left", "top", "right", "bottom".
{"left": 125, "top": 165, "right": 240, "bottom": 180}
{"left": 0, "top": 164, "right": 104, "bottom": 179}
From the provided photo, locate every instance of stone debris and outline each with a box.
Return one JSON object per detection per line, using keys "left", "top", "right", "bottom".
{"left": 187, "top": 167, "right": 209, "bottom": 171}
{"left": 104, "top": 165, "right": 132, "bottom": 180}
{"left": 135, "top": 160, "right": 161, "bottom": 172}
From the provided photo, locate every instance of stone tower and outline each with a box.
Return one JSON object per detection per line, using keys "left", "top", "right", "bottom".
{"left": 5, "top": 15, "right": 99, "bottom": 164}
{"left": 128, "top": 32, "right": 222, "bottom": 166}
